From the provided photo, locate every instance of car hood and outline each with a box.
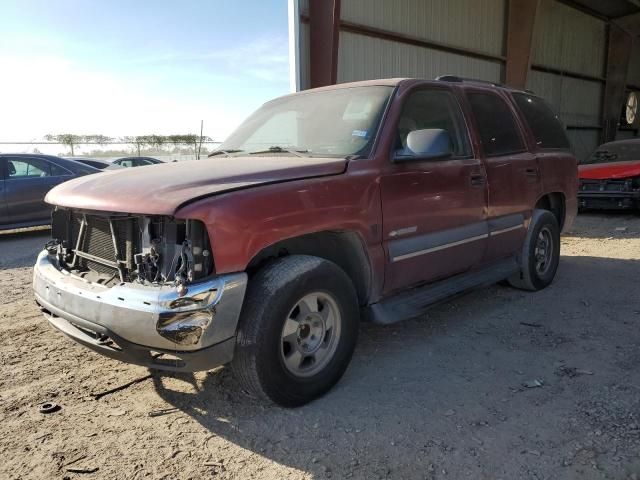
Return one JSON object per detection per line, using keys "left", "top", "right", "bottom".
{"left": 46, "top": 156, "right": 347, "bottom": 215}
{"left": 579, "top": 160, "right": 640, "bottom": 180}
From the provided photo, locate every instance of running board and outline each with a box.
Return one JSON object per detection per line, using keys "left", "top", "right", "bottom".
{"left": 366, "top": 257, "right": 519, "bottom": 325}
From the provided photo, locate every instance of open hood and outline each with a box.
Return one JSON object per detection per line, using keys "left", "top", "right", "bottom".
{"left": 579, "top": 160, "right": 640, "bottom": 180}
{"left": 46, "top": 156, "right": 347, "bottom": 215}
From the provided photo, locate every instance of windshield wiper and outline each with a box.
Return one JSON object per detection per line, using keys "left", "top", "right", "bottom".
{"left": 208, "top": 149, "right": 244, "bottom": 157}
{"left": 247, "top": 146, "right": 310, "bottom": 157}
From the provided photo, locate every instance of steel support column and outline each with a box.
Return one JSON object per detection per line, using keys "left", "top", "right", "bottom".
{"left": 602, "top": 24, "right": 633, "bottom": 143}
{"left": 505, "top": 0, "right": 540, "bottom": 89}
{"left": 308, "top": 0, "right": 341, "bottom": 88}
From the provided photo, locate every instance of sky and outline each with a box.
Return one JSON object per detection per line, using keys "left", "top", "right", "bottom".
{"left": 0, "top": 0, "right": 291, "bottom": 148}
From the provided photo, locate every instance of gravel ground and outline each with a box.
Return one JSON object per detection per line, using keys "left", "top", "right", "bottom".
{"left": 0, "top": 213, "right": 639, "bottom": 480}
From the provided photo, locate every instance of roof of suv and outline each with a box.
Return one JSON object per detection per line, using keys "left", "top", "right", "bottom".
{"left": 297, "top": 76, "right": 536, "bottom": 97}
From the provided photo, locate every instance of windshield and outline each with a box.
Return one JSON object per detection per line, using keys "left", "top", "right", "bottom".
{"left": 582, "top": 142, "right": 640, "bottom": 164}
{"left": 217, "top": 86, "right": 394, "bottom": 157}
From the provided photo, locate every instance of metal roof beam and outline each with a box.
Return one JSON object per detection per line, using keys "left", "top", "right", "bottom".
{"left": 555, "top": 0, "right": 610, "bottom": 21}
{"left": 614, "top": 12, "right": 640, "bottom": 35}
{"left": 505, "top": 0, "right": 541, "bottom": 89}
{"left": 308, "top": 0, "right": 341, "bottom": 89}
{"left": 602, "top": 24, "right": 634, "bottom": 143}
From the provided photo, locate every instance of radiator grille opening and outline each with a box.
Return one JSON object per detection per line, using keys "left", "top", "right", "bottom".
{"left": 51, "top": 209, "right": 214, "bottom": 284}
{"left": 69, "top": 214, "right": 140, "bottom": 281}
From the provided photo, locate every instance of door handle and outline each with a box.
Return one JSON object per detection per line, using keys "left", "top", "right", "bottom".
{"left": 470, "top": 174, "right": 486, "bottom": 186}
{"left": 525, "top": 168, "right": 539, "bottom": 177}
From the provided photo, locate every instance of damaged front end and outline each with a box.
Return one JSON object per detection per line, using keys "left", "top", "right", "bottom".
{"left": 48, "top": 209, "right": 213, "bottom": 288}
{"left": 578, "top": 177, "right": 640, "bottom": 210}
{"left": 33, "top": 208, "right": 247, "bottom": 371}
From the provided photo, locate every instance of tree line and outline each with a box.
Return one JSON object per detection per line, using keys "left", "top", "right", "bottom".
{"left": 44, "top": 134, "right": 214, "bottom": 159}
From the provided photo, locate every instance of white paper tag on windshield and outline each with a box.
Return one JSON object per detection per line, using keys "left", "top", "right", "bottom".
{"left": 352, "top": 130, "right": 368, "bottom": 138}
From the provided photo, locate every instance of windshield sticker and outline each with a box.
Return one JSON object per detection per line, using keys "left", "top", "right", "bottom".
{"left": 352, "top": 130, "right": 368, "bottom": 138}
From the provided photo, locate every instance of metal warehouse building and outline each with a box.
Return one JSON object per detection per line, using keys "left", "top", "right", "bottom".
{"left": 288, "top": 0, "right": 640, "bottom": 160}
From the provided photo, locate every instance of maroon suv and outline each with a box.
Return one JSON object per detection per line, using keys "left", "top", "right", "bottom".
{"left": 34, "top": 77, "right": 577, "bottom": 406}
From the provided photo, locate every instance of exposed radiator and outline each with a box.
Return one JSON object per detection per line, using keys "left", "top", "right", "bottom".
{"left": 52, "top": 210, "right": 140, "bottom": 280}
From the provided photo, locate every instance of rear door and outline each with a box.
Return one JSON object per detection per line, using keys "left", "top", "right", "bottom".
{"left": 5, "top": 156, "right": 71, "bottom": 225}
{"left": 381, "top": 87, "right": 488, "bottom": 293}
{"left": 464, "top": 90, "right": 541, "bottom": 261}
{"left": 510, "top": 92, "right": 574, "bottom": 213}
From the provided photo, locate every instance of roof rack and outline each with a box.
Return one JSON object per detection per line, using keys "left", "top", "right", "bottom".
{"left": 435, "top": 75, "right": 503, "bottom": 87}
{"left": 435, "top": 75, "right": 535, "bottom": 94}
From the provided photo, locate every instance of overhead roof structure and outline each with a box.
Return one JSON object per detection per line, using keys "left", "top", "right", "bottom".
{"left": 561, "top": 0, "right": 640, "bottom": 21}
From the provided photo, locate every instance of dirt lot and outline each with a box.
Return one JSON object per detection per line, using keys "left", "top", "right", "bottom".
{"left": 1, "top": 213, "right": 639, "bottom": 480}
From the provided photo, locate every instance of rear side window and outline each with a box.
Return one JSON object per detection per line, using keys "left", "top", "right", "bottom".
{"left": 467, "top": 92, "right": 525, "bottom": 156}
{"left": 513, "top": 93, "right": 570, "bottom": 150}
{"left": 6, "top": 158, "right": 51, "bottom": 179}
{"left": 50, "top": 162, "right": 71, "bottom": 176}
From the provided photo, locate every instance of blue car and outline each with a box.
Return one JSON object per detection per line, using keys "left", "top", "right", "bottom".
{"left": 0, "top": 154, "right": 99, "bottom": 230}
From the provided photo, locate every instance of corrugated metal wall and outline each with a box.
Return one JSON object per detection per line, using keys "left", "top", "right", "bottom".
{"left": 338, "top": 32, "right": 502, "bottom": 84}
{"left": 336, "top": 0, "right": 505, "bottom": 84}
{"left": 527, "top": 0, "right": 607, "bottom": 159}
{"left": 531, "top": 0, "right": 607, "bottom": 78}
{"left": 340, "top": 0, "right": 505, "bottom": 57}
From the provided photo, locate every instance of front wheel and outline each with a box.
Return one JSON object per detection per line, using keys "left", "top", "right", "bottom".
{"left": 508, "top": 209, "right": 560, "bottom": 291}
{"left": 231, "top": 255, "right": 359, "bottom": 407}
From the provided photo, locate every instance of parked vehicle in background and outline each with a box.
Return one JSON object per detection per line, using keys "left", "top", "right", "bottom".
{"left": 111, "top": 156, "right": 162, "bottom": 168}
{"left": 1, "top": 154, "right": 98, "bottom": 231}
{"left": 67, "top": 157, "right": 117, "bottom": 170}
{"left": 578, "top": 139, "right": 640, "bottom": 211}
{"left": 34, "top": 77, "right": 577, "bottom": 406}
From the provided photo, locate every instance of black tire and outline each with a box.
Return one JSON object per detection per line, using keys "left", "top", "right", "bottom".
{"left": 231, "top": 255, "right": 359, "bottom": 407}
{"left": 508, "top": 209, "right": 560, "bottom": 291}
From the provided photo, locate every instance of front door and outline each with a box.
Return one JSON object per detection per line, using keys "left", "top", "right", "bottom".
{"left": 464, "top": 90, "right": 541, "bottom": 261}
{"left": 380, "top": 87, "right": 488, "bottom": 294}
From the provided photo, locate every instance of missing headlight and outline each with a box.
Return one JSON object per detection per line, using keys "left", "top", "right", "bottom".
{"left": 50, "top": 209, "right": 213, "bottom": 286}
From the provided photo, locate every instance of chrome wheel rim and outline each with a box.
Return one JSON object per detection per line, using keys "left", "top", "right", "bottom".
{"left": 280, "top": 292, "right": 342, "bottom": 378}
{"left": 534, "top": 226, "right": 553, "bottom": 276}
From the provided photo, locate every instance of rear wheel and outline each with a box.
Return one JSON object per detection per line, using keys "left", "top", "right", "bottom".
{"left": 231, "top": 255, "right": 359, "bottom": 407}
{"left": 508, "top": 209, "right": 560, "bottom": 291}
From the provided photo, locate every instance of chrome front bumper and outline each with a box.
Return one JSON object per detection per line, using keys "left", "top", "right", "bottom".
{"left": 33, "top": 250, "right": 247, "bottom": 371}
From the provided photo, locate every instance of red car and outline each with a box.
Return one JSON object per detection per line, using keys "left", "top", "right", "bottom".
{"left": 578, "top": 139, "right": 640, "bottom": 211}
{"left": 34, "top": 77, "right": 577, "bottom": 406}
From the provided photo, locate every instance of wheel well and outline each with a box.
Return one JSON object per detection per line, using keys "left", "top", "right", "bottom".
{"left": 246, "top": 231, "right": 372, "bottom": 307}
{"left": 535, "top": 192, "right": 566, "bottom": 229}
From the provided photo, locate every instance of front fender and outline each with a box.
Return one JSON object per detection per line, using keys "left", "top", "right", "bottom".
{"left": 175, "top": 172, "right": 383, "bottom": 275}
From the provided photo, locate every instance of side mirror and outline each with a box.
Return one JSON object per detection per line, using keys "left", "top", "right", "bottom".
{"left": 395, "top": 128, "right": 453, "bottom": 162}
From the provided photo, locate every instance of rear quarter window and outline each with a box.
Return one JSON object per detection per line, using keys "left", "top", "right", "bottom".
{"left": 512, "top": 93, "right": 570, "bottom": 150}
{"left": 50, "top": 162, "right": 72, "bottom": 176}
{"left": 467, "top": 92, "right": 525, "bottom": 157}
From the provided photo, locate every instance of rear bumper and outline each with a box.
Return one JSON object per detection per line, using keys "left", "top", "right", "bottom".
{"left": 578, "top": 191, "right": 640, "bottom": 210}
{"left": 33, "top": 250, "right": 247, "bottom": 372}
